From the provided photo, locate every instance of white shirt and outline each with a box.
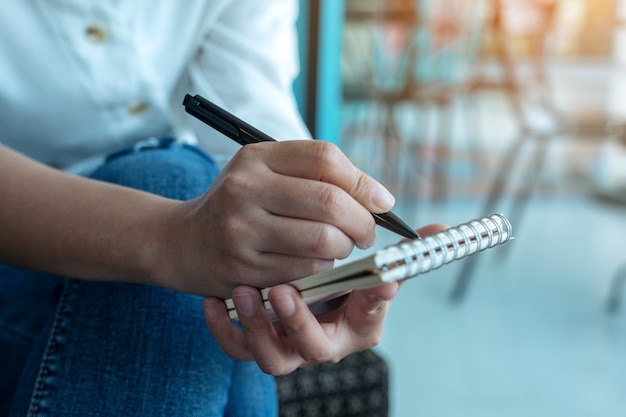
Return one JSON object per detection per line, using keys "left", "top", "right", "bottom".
{"left": 0, "top": 0, "right": 311, "bottom": 172}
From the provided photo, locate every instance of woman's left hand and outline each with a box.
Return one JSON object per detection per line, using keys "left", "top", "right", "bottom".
{"left": 202, "top": 223, "right": 447, "bottom": 375}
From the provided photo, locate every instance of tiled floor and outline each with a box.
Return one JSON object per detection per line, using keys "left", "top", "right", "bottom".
{"left": 337, "top": 69, "right": 626, "bottom": 415}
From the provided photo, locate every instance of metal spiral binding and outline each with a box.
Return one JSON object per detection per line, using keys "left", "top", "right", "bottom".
{"left": 379, "top": 214, "right": 512, "bottom": 282}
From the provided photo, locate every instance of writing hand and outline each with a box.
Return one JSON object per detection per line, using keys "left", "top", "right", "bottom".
{"left": 163, "top": 140, "right": 396, "bottom": 298}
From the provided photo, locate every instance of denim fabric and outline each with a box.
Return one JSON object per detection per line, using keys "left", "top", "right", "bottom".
{"left": 3, "top": 139, "right": 278, "bottom": 416}
{"left": 0, "top": 267, "right": 65, "bottom": 417}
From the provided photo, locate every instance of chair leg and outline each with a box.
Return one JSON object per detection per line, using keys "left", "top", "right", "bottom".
{"left": 448, "top": 132, "right": 529, "bottom": 303}
{"left": 504, "top": 134, "right": 550, "bottom": 250}
{"left": 448, "top": 128, "right": 553, "bottom": 303}
{"left": 607, "top": 262, "right": 626, "bottom": 314}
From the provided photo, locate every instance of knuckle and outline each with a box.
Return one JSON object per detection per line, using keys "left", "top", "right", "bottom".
{"left": 220, "top": 219, "right": 243, "bottom": 243}
{"left": 235, "top": 143, "right": 263, "bottom": 161}
{"left": 305, "top": 225, "right": 352, "bottom": 260}
{"left": 351, "top": 172, "right": 371, "bottom": 198}
{"left": 220, "top": 171, "right": 254, "bottom": 198}
{"left": 259, "top": 361, "right": 293, "bottom": 376}
{"left": 307, "top": 224, "right": 336, "bottom": 256}
{"left": 310, "top": 139, "right": 339, "bottom": 156}
{"left": 295, "top": 258, "right": 335, "bottom": 280}
{"left": 315, "top": 185, "right": 345, "bottom": 215}
{"left": 240, "top": 319, "right": 267, "bottom": 336}
{"left": 369, "top": 332, "right": 383, "bottom": 348}
{"left": 307, "top": 140, "right": 341, "bottom": 169}
{"left": 362, "top": 330, "right": 383, "bottom": 349}
{"left": 219, "top": 345, "right": 250, "bottom": 362}
{"left": 301, "top": 346, "right": 336, "bottom": 364}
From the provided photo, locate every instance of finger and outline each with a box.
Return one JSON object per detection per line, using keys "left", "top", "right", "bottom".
{"left": 268, "top": 285, "right": 341, "bottom": 363}
{"left": 254, "top": 173, "right": 376, "bottom": 250}
{"left": 222, "top": 142, "right": 377, "bottom": 250}
{"left": 232, "top": 286, "right": 303, "bottom": 375}
{"left": 202, "top": 297, "right": 253, "bottom": 361}
{"left": 258, "top": 141, "right": 396, "bottom": 214}
{"left": 241, "top": 254, "right": 334, "bottom": 290}
{"left": 250, "top": 213, "right": 356, "bottom": 259}
{"left": 335, "top": 282, "right": 399, "bottom": 349}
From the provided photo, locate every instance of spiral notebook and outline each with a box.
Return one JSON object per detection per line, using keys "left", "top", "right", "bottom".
{"left": 225, "top": 213, "right": 513, "bottom": 320}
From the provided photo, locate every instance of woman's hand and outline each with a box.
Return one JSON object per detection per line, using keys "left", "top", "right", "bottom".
{"left": 202, "top": 224, "right": 447, "bottom": 375}
{"left": 163, "top": 140, "right": 396, "bottom": 298}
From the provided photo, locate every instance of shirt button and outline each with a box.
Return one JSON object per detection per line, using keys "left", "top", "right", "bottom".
{"left": 127, "top": 101, "right": 149, "bottom": 115}
{"left": 85, "top": 24, "right": 109, "bottom": 43}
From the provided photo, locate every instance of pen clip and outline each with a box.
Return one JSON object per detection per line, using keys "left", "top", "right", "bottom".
{"left": 183, "top": 94, "right": 275, "bottom": 145}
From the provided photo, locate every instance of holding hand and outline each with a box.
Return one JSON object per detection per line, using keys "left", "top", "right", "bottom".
{"left": 202, "top": 224, "right": 447, "bottom": 375}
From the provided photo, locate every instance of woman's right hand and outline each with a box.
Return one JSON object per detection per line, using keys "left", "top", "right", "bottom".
{"left": 159, "top": 139, "right": 397, "bottom": 299}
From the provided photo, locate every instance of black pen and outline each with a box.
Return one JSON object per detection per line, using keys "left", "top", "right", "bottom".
{"left": 183, "top": 94, "right": 421, "bottom": 240}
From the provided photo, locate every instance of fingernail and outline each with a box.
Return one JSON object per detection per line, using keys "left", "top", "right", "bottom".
{"left": 234, "top": 290, "right": 257, "bottom": 318}
{"left": 371, "top": 184, "right": 395, "bottom": 212}
{"left": 272, "top": 292, "right": 296, "bottom": 318}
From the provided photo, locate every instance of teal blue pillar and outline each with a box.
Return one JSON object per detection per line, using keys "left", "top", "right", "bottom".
{"left": 315, "top": 0, "right": 345, "bottom": 143}
{"left": 296, "top": 0, "right": 345, "bottom": 144}
{"left": 294, "top": 0, "right": 310, "bottom": 123}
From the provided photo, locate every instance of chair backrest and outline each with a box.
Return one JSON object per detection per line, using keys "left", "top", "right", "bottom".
{"left": 410, "top": 0, "right": 491, "bottom": 86}
{"left": 341, "top": 0, "right": 491, "bottom": 97}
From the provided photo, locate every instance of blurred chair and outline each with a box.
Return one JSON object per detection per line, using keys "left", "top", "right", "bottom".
{"left": 340, "top": 0, "right": 489, "bottom": 199}
{"left": 341, "top": 0, "right": 419, "bottom": 188}
{"left": 607, "top": 262, "right": 626, "bottom": 314}
{"left": 402, "top": 0, "right": 491, "bottom": 200}
{"left": 450, "top": 0, "right": 626, "bottom": 302}
{"left": 448, "top": 0, "right": 559, "bottom": 301}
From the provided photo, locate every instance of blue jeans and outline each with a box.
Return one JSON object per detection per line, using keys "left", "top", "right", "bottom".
{"left": 1, "top": 139, "right": 278, "bottom": 416}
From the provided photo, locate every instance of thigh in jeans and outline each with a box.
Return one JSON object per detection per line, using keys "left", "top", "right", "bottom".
{"left": 9, "top": 140, "right": 277, "bottom": 417}
{"left": 0, "top": 266, "right": 65, "bottom": 417}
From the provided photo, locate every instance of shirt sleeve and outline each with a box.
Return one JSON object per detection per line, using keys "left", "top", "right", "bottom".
{"left": 178, "top": 0, "right": 312, "bottom": 159}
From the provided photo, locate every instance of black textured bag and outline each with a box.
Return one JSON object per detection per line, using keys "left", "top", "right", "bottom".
{"left": 276, "top": 349, "right": 389, "bottom": 417}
